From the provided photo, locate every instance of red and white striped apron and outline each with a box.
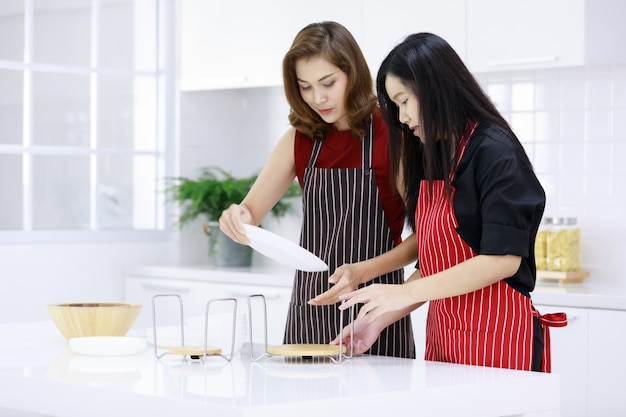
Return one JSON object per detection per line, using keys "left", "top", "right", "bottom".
{"left": 284, "top": 122, "right": 415, "bottom": 358}
{"left": 417, "top": 124, "right": 566, "bottom": 371}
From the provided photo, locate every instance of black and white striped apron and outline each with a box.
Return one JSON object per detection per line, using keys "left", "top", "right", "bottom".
{"left": 283, "top": 122, "right": 416, "bottom": 358}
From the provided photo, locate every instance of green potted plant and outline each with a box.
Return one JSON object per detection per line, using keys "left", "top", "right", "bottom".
{"left": 166, "top": 166, "right": 301, "bottom": 266}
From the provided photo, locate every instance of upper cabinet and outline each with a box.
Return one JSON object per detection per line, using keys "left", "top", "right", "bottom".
{"left": 466, "top": 0, "right": 626, "bottom": 73}
{"left": 179, "top": 0, "right": 362, "bottom": 91}
{"left": 361, "top": 0, "right": 467, "bottom": 76}
{"left": 180, "top": 0, "right": 626, "bottom": 90}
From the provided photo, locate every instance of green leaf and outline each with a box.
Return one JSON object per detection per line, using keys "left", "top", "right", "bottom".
{"left": 165, "top": 167, "right": 302, "bottom": 228}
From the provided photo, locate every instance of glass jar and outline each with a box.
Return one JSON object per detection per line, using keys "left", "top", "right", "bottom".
{"left": 546, "top": 217, "right": 581, "bottom": 272}
{"left": 534, "top": 217, "right": 552, "bottom": 271}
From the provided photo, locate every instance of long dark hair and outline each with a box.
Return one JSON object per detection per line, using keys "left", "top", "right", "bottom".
{"left": 283, "top": 21, "right": 377, "bottom": 141}
{"left": 376, "top": 32, "right": 527, "bottom": 230}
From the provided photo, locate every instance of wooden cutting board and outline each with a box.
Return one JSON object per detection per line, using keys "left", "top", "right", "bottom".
{"left": 536, "top": 270, "right": 589, "bottom": 283}
{"left": 266, "top": 343, "right": 347, "bottom": 357}
{"left": 168, "top": 345, "right": 222, "bottom": 357}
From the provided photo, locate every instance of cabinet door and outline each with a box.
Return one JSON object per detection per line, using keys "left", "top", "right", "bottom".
{"left": 180, "top": 0, "right": 362, "bottom": 90}
{"left": 534, "top": 304, "right": 589, "bottom": 417}
{"left": 126, "top": 276, "right": 201, "bottom": 327}
{"left": 180, "top": 0, "right": 289, "bottom": 89}
{"left": 125, "top": 276, "right": 292, "bottom": 344}
{"left": 361, "top": 0, "right": 467, "bottom": 76}
{"left": 587, "top": 309, "right": 626, "bottom": 415}
{"left": 223, "top": 283, "right": 293, "bottom": 345}
{"left": 467, "top": 0, "right": 586, "bottom": 72}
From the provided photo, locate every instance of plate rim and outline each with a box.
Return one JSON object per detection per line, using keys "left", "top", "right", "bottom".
{"left": 243, "top": 224, "right": 328, "bottom": 272}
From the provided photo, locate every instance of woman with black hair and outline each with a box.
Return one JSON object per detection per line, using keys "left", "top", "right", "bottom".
{"left": 311, "top": 32, "right": 566, "bottom": 371}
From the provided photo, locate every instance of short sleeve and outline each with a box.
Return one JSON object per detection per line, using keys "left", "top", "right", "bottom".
{"left": 453, "top": 128, "right": 545, "bottom": 258}
{"left": 477, "top": 154, "right": 544, "bottom": 256}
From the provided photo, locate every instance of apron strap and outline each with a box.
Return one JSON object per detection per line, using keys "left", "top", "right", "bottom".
{"left": 309, "top": 139, "right": 323, "bottom": 168}
{"left": 532, "top": 307, "right": 568, "bottom": 373}
{"left": 362, "top": 118, "right": 373, "bottom": 173}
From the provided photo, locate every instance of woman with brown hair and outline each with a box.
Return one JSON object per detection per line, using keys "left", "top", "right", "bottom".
{"left": 219, "top": 21, "right": 415, "bottom": 358}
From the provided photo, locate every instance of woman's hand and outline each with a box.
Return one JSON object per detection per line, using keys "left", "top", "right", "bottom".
{"left": 218, "top": 129, "right": 299, "bottom": 247}
{"left": 310, "top": 236, "right": 419, "bottom": 306}
{"left": 338, "top": 283, "right": 416, "bottom": 322}
{"left": 218, "top": 203, "right": 253, "bottom": 245}
{"left": 329, "top": 315, "right": 383, "bottom": 355}
{"left": 308, "top": 263, "right": 366, "bottom": 305}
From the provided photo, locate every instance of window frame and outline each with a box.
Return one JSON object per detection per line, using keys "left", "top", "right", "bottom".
{"left": 0, "top": 0, "right": 176, "bottom": 242}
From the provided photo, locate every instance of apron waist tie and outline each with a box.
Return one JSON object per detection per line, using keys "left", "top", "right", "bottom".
{"left": 532, "top": 307, "right": 568, "bottom": 373}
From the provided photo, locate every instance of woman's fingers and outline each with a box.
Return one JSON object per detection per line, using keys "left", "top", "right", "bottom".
{"left": 218, "top": 204, "right": 251, "bottom": 244}
{"left": 308, "top": 286, "right": 341, "bottom": 305}
{"left": 327, "top": 267, "right": 345, "bottom": 284}
{"left": 337, "top": 287, "right": 382, "bottom": 322}
{"left": 309, "top": 265, "right": 359, "bottom": 305}
{"left": 338, "top": 289, "right": 370, "bottom": 313}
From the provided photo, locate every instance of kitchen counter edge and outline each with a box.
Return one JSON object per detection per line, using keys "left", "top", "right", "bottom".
{"left": 126, "top": 265, "right": 626, "bottom": 311}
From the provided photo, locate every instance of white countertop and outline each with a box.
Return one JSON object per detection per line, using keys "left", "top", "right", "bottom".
{"left": 532, "top": 280, "right": 626, "bottom": 310}
{"left": 0, "top": 322, "right": 560, "bottom": 417}
{"left": 128, "top": 264, "right": 626, "bottom": 311}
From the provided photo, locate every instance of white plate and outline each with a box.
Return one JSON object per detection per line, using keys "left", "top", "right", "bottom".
{"left": 243, "top": 224, "right": 328, "bottom": 272}
{"left": 69, "top": 336, "right": 147, "bottom": 356}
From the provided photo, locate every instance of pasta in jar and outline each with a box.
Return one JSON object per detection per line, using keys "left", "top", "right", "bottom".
{"left": 546, "top": 217, "right": 580, "bottom": 272}
{"left": 534, "top": 217, "right": 551, "bottom": 270}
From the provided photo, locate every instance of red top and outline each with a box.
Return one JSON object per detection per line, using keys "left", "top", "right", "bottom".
{"left": 294, "top": 109, "right": 405, "bottom": 244}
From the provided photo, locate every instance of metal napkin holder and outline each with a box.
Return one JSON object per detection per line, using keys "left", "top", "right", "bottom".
{"left": 151, "top": 294, "right": 237, "bottom": 363}
{"left": 246, "top": 294, "right": 354, "bottom": 363}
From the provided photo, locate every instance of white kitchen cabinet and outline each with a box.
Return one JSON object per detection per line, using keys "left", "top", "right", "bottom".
{"left": 180, "top": 0, "right": 626, "bottom": 91}
{"left": 587, "top": 308, "right": 626, "bottom": 415}
{"left": 534, "top": 305, "right": 626, "bottom": 416}
{"left": 466, "top": 0, "right": 626, "bottom": 72}
{"left": 180, "top": 0, "right": 362, "bottom": 90}
{"left": 534, "top": 304, "right": 589, "bottom": 417}
{"left": 181, "top": 0, "right": 467, "bottom": 90}
{"left": 125, "top": 274, "right": 293, "bottom": 344}
{"left": 361, "top": 0, "right": 467, "bottom": 75}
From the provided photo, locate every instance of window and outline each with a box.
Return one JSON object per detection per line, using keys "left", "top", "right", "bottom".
{"left": 0, "top": 0, "right": 173, "bottom": 240}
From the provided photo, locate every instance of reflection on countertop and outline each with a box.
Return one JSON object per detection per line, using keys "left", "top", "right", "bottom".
{"left": 0, "top": 322, "right": 560, "bottom": 417}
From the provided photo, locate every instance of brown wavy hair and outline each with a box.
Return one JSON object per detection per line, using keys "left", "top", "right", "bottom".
{"left": 283, "top": 21, "right": 377, "bottom": 141}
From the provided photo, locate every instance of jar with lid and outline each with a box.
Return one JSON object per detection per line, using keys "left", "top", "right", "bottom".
{"left": 534, "top": 217, "right": 552, "bottom": 270}
{"left": 546, "top": 217, "right": 581, "bottom": 272}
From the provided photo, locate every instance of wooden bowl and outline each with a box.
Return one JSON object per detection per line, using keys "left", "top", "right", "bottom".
{"left": 47, "top": 302, "right": 142, "bottom": 340}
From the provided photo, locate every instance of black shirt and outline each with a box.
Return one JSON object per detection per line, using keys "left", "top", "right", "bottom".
{"left": 453, "top": 123, "right": 545, "bottom": 297}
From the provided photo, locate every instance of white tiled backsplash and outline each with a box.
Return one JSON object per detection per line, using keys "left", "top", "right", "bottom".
{"left": 180, "top": 65, "right": 626, "bottom": 284}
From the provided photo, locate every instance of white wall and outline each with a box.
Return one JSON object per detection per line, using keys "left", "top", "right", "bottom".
{"left": 176, "top": 86, "right": 303, "bottom": 267}
{"left": 475, "top": 65, "right": 626, "bottom": 285}
{"left": 178, "top": 86, "right": 290, "bottom": 179}
{"left": 0, "top": 240, "right": 176, "bottom": 323}
{"left": 179, "top": 65, "right": 626, "bottom": 285}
